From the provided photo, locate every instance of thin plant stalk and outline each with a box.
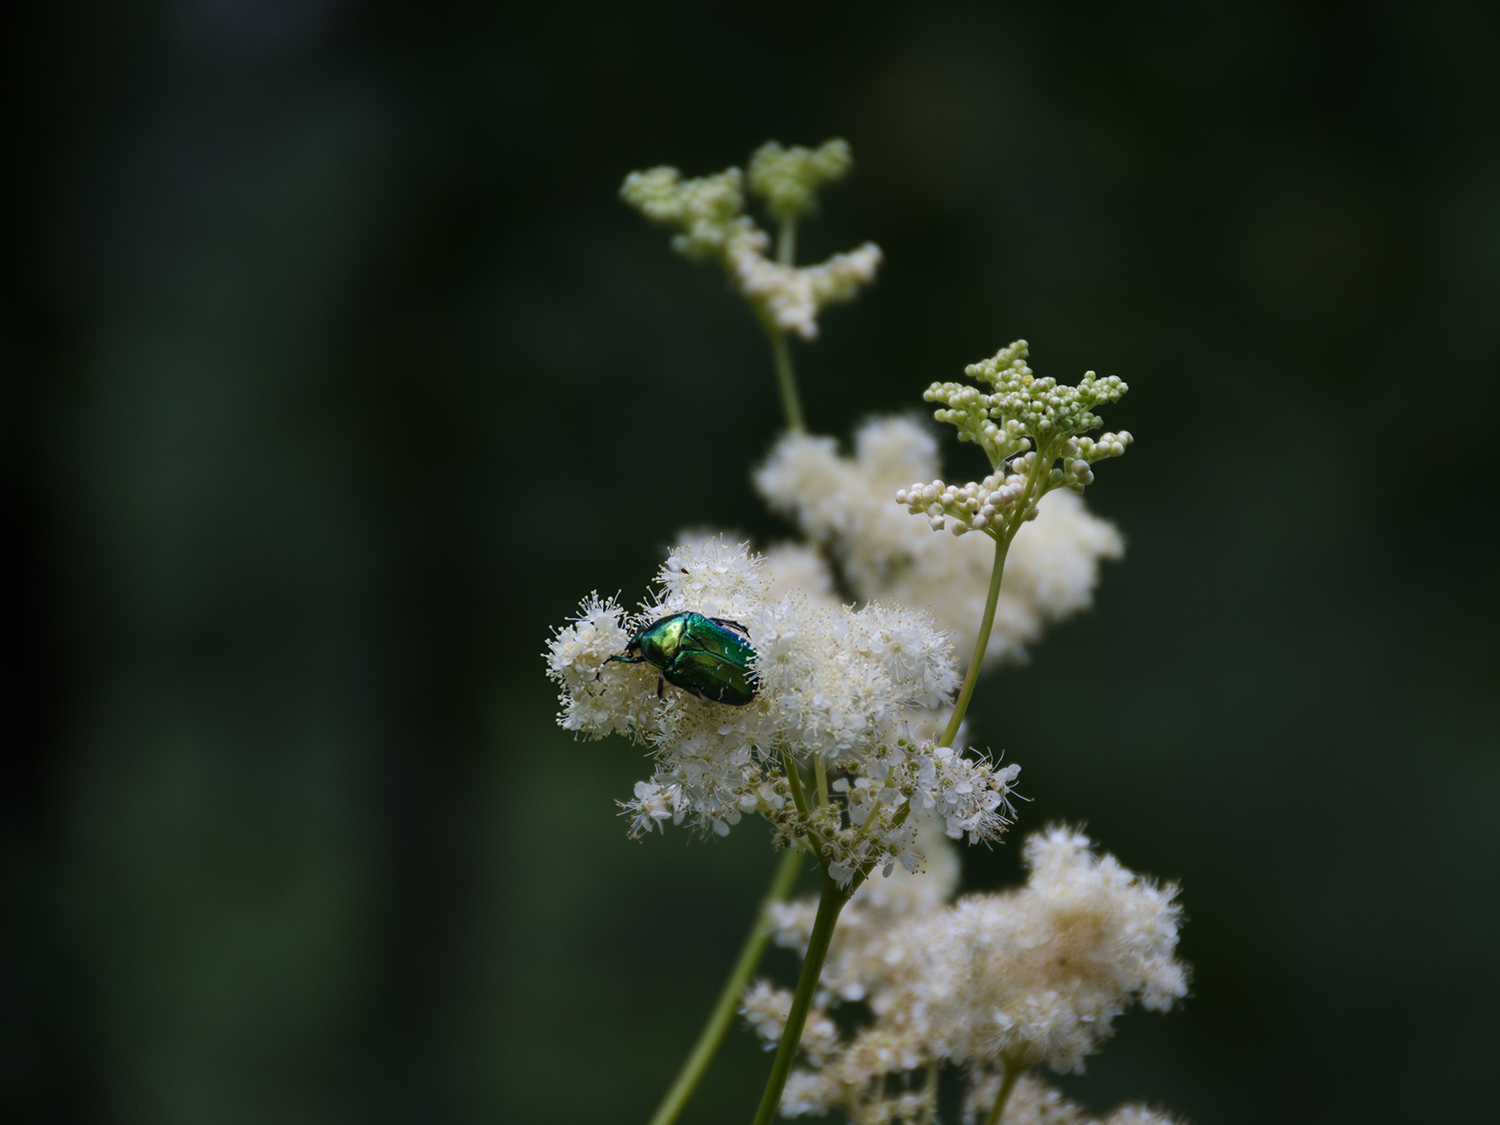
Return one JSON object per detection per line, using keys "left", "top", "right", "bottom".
{"left": 768, "top": 216, "right": 805, "bottom": 432}
{"left": 646, "top": 847, "right": 806, "bottom": 1125}
{"left": 939, "top": 532, "right": 1011, "bottom": 748}
{"left": 776, "top": 217, "right": 798, "bottom": 266}
{"left": 982, "top": 1061, "right": 1024, "bottom": 1125}
{"left": 768, "top": 327, "right": 805, "bottom": 432}
{"left": 646, "top": 244, "right": 812, "bottom": 1122}
{"left": 749, "top": 873, "right": 849, "bottom": 1125}
{"left": 940, "top": 450, "right": 1050, "bottom": 748}
{"left": 920, "top": 1060, "right": 940, "bottom": 1125}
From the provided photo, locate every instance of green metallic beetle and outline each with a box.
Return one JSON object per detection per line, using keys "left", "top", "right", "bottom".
{"left": 608, "top": 611, "right": 758, "bottom": 705}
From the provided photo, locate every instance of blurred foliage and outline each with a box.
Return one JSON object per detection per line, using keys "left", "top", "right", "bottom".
{"left": 5, "top": 1, "right": 1499, "bottom": 1123}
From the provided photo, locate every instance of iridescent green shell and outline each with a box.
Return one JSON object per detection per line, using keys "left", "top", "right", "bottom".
{"left": 615, "top": 611, "right": 758, "bottom": 706}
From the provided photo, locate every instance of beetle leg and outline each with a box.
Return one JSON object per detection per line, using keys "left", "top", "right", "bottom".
{"left": 599, "top": 653, "right": 645, "bottom": 681}
{"left": 657, "top": 674, "right": 665, "bottom": 700}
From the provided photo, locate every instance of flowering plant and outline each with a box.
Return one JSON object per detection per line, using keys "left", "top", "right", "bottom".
{"left": 545, "top": 140, "right": 1191, "bottom": 1125}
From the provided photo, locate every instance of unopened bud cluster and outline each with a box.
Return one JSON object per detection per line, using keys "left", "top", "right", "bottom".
{"left": 926, "top": 339, "right": 1130, "bottom": 467}
{"left": 747, "top": 138, "right": 853, "bottom": 222}
{"left": 731, "top": 237, "right": 882, "bottom": 340}
{"left": 899, "top": 340, "right": 1133, "bottom": 540}
{"left": 620, "top": 140, "right": 880, "bottom": 341}
{"left": 896, "top": 432, "right": 1132, "bottom": 538}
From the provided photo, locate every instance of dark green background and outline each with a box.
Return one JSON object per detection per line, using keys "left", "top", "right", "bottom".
{"left": 7, "top": 2, "right": 1498, "bottom": 1122}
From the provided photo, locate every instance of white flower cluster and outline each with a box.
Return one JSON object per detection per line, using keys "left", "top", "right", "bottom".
{"left": 963, "top": 1072, "right": 1189, "bottom": 1125}
{"left": 756, "top": 417, "right": 1124, "bottom": 666}
{"left": 544, "top": 536, "right": 1020, "bottom": 878}
{"left": 748, "top": 138, "right": 853, "bottom": 221}
{"left": 769, "top": 812, "right": 961, "bottom": 1005}
{"left": 925, "top": 826, "right": 1188, "bottom": 1072}
{"left": 619, "top": 141, "right": 881, "bottom": 340}
{"left": 759, "top": 826, "right": 1189, "bottom": 1122}
{"left": 741, "top": 979, "right": 841, "bottom": 1066}
{"left": 897, "top": 340, "right": 1132, "bottom": 542}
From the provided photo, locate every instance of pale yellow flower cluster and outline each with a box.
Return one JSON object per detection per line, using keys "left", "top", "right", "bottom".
{"left": 756, "top": 826, "right": 1190, "bottom": 1123}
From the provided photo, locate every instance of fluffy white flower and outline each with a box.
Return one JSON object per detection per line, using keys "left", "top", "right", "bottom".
{"left": 756, "top": 418, "right": 1124, "bottom": 665}
{"left": 546, "top": 536, "right": 994, "bottom": 865}
{"left": 770, "top": 812, "right": 960, "bottom": 1005}
{"left": 963, "top": 1072, "right": 1089, "bottom": 1125}
{"left": 774, "top": 828, "right": 1190, "bottom": 1122}
{"left": 762, "top": 542, "right": 839, "bottom": 607}
{"left": 908, "top": 826, "right": 1187, "bottom": 1074}
{"left": 740, "top": 979, "right": 840, "bottom": 1066}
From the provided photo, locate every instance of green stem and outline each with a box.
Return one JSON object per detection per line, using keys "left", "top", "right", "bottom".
{"left": 761, "top": 216, "right": 805, "bottom": 433}
{"left": 982, "top": 1061, "right": 1024, "bottom": 1125}
{"left": 647, "top": 847, "right": 806, "bottom": 1125}
{"left": 939, "top": 531, "right": 1012, "bottom": 748}
{"left": 814, "top": 757, "right": 829, "bottom": 808}
{"left": 769, "top": 330, "right": 805, "bottom": 432}
{"left": 749, "top": 873, "right": 849, "bottom": 1125}
{"left": 777, "top": 217, "right": 798, "bottom": 265}
{"left": 920, "top": 1061, "right": 940, "bottom": 1125}
{"left": 783, "top": 749, "right": 811, "bottom": 818}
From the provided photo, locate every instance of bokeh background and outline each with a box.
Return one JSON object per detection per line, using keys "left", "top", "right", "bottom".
{"left": 7, "top": 2, "right": 1499, "bottom": 1122}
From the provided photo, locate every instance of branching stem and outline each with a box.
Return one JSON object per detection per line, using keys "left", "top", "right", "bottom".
{"left": 749, "top": 872, "right": 849, "bottom": 1125}
{"left": 939, "top": 531, "right": 1011, "bottom": 748}
{"left": 766, "top": 216, "right": 806, "bottom": 431}
{"left": 769, "top": 330, "right": 805, "bottom": 432}
{"left": 920, "top": 1060, "right": 940, "bottom": 1125}
{"left": 646, "top": 846, "right": 806, "bottom": 1125}
{"left": 982, "top": 1061, "right": 1024, "bottom": 1125}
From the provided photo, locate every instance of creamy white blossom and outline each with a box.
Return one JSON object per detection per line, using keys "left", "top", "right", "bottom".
{"left": 964, "top": 1072, "right": 1087, "bottom": 1125}
{"left": 756, "top": 417, "right": 1124, "bottom": 664}
{"left": 741, "top": 979, "right": 840, "bottom": 1066}
{"left": 545, "top": 536, "right": 1018, "bottom": 874}
{"left": 762, "top": 542, "right": 839, "bottom": 607}
{"left": 961, "top": 1072, "right": 1189, "bottom": 1125}
{"left": 769, "top": 812, "right": 960, "bottom": 1004}
{"left": 773, "top": 827, "right": 1188, "bottom": 1121}
{"left": 946, "top": 826, "right": 1189, "bottom": 1072}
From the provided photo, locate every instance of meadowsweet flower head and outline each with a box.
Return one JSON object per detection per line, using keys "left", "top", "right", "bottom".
{"left": 545, "top": 535, "right": 1019, "bottom": 876}
{"left": 761, "top": 542, "right": 839, "bottom": 606}
{"left": 770, "top": 812, "right": 960, "bottom": 1004}
{"left": 756, "top": 417, "right": 1124, "bottom": 665}
{"left": 933, "top": 826, "right": 1188, "bottom": 1073}
{"left": 748, "top": 138, "right": 853, "bottom": 221}
{"left": 896, "top": 342, "right": 1133, "bottom": 541}
{"left": 961, "top": 1074, "right": 1190, "bottom": 1125}
{"left": 767, "top": 827, "right": 1189, "bottom": 1121}
{"left": 963, "top": 1073, "right": 1089, "bottom": 1125}
{"left": 620, "top": 141, "right": 881, "bottom": 341}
